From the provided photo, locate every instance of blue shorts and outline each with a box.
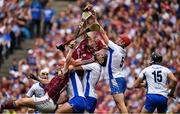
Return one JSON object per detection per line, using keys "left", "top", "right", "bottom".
{"left": 109, "top": 77, "right": 126, "bottom": 95}
{"left": 145, "top": 94, "right": 168, "bottom": 113}
{"left": 68, "top": 96, "right": 86, "bottom": 113}
{"left": 85, "top": 96, "right": 97, "bottom": 113}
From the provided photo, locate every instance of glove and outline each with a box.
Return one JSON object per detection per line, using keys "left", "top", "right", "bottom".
{"left": 56, "top": 45, "right": 65, "bottom": 52}
{"left": 83, "top": 3, "right": 93, "bottom": 12}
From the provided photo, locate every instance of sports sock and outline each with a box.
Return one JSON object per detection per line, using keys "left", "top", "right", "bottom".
{"left": 1, "top": 101, "right": 16, "bottom": 109}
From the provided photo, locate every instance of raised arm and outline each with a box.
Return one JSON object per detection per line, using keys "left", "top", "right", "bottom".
{"left": 98, "top": 26, "right": 109, "bottom": 45}
{"left": 63, "top": 40, "right": 76, "bottom": 73}
{"left": 167, "top": 73, "right": 177, "bottom": 97}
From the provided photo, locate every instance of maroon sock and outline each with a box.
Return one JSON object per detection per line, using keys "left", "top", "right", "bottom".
{"left": 1, "top": 101, "right": 16, "bottom": 109}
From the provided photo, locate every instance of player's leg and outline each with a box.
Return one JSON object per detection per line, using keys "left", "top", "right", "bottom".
{"left": 141, "top": 94, "right": 156, "bottom": 113}
{"left": 113, "top": 93, "right": 128, "bottom": 113}
{"left": 110, "top": 77, "right": 128, "bottom": 113}
{"left": 55, "top": 102, "right": 73, "bottom": 113}
{"left": 34, "top": 95, "right": 56, "bottom": 113}
{"left": 15, "top": 97, "right": 35, "bottom": 108}
{"left": 141, "top": 106, "right": 149, "bottom": 113}
{"left": 0, "top": 97, "right": 35, "bottom": 111}
{"left": 156, "top": 95, "right": 168, "bottom": 113}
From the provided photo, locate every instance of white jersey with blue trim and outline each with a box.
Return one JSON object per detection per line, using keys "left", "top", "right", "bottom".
{"left": 67, "top": 72, "right": 85, "bottom": 99}
{"left": 139, "top": 64, "right": 172, "bottom": 98}
{"left": 26, "top": 82, "right": 45, "bottom": 98}
{"left": 105, "top": 40, "right": 126, "bottom": 79}
{"left": 82, "top": 62, "right": 101, "bottom": 98}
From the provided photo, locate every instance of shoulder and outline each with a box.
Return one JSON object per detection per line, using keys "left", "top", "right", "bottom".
{"left": 91, "top": 62, "right": 101, "bottom": 69}
{"left": 29, "top": 83, "right": 38, "bottom": 91}
{"left": 32, "top": 82, "right": 41, "bottom": 88}
{"left": 108, "top": 40, "right": 126, "bottom": 53}
{"left": 82, "top": 62, "right": 100, "bottom": 70}
{"left": 141, "top": 66, "right": 151, "bottom": 73}
{"left": 108, "top": 40, "right": 116, "bottom": 47}
{"left": 161, "top": 66, "right": 172, "bottom": 73}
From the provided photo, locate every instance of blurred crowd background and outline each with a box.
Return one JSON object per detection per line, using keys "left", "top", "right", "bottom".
{"left": 0, "top": 0, "right": 180, "bottom": 113}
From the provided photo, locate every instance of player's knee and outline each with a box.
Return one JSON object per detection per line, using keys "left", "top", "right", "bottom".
{"left": 114, "top": 97, "right": 126, "bottom": 107}
{"left": 116, "top": 100, "right": 125, "bottom": 106}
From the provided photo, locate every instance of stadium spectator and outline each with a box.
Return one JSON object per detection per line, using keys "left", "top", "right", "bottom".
{"left": 0, "top": 0, "right": 32, "bottom": 69}
{"left": 30, "top": 0, "right": 42, "bottom": 37}
{"left": 42, "top": 2, "right": 55, "bottom": 36}
{"left": 0, "top": 0, "right": 179, "bottom": 113}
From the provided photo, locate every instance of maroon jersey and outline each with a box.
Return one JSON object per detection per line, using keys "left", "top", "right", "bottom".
{"left": 46, "top": 72, "right": 69, "bottom": 103}
{"left": 72, "top": 38, "right": 104, "bottom": 60}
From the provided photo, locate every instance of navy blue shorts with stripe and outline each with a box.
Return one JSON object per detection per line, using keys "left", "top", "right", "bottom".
{"left": 144, "top": 94, "right": 168, "bottom": 113}
{"left": 85, "top": 96, "right": 97, "bottom": 113}
{"left": 109, "top": 77, "right": 126, "bottom": 95}
{"left": 68, "top": 96, "right": 86, "bottom": 113}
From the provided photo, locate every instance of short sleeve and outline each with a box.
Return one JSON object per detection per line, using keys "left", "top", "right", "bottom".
{"left": 82, "top": 63, "right": 100, "bottom": 71}
{"left": 139, "top": 69, "right": 145, "bottom": 79}
{"left": 108, "top": 40, "right": 125, "bottom": 53}
{"left": 82, "top": 63, "right": 93, "bottom": 71}
{"left": 165, "top": 68, "right": 172, "bottom": 74}
{"left": 26, "top": 86, "right": 34, "bottom": 97}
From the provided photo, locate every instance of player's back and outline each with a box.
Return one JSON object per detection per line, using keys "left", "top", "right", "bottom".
{"left": 142, "top": 64, "right": 171, "bottom": 97}
{"left": 67, "top": 72, "right": 85, "bottom": 99}
{"left": 81, "top": 62, "right": 101, "bottom": 113}
{"left": 82, "top": 62, "right": 101, "bottom": 98}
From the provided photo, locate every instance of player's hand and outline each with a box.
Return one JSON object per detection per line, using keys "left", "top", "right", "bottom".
{"left": 68, "top": 40, "right": 77, "bottom": 49}
{"left": 83, "top": 3, "right": 93, "bottom": 11}
{"left": 168, "top": 93, "right": 175, "bottom": 99}
{"left": 68, "top": 65, "right": 74, "bottom": 72}
{"left": 56, "top": 45, "right": 65, "bottom": 52}
{"left": 73, "top": 58, "right": 82, "bottom": 66}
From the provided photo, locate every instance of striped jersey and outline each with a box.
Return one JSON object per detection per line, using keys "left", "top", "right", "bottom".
{"left": 67, "top": 72, "right": 85, "bottom": 99}
{"left": 82, "top": 62, "right": 101, "bottom": 98}
{"left": 26, "top": 82, "right": 45, "bottom": 98}
{"left": 105, "top": 40, "right": 126, "bottom": 79}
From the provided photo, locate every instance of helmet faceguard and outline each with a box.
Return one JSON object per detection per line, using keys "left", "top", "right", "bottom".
{"left": 150, "top": 51, "right": 163, "bottom": 65}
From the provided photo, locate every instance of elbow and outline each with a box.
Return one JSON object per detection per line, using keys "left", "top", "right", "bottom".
{"left": 174, "top": 78, "right": 178, "bottom": 83}
{"left": 174, "top": 79, "right": 177, "bottom": 86}
{"left": 173, "top": 77, "right": 178, "bottom": 85}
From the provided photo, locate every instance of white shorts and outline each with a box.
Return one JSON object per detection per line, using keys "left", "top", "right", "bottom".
{"left": 33, "top": 94, "right": 56, "bottom": 113}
